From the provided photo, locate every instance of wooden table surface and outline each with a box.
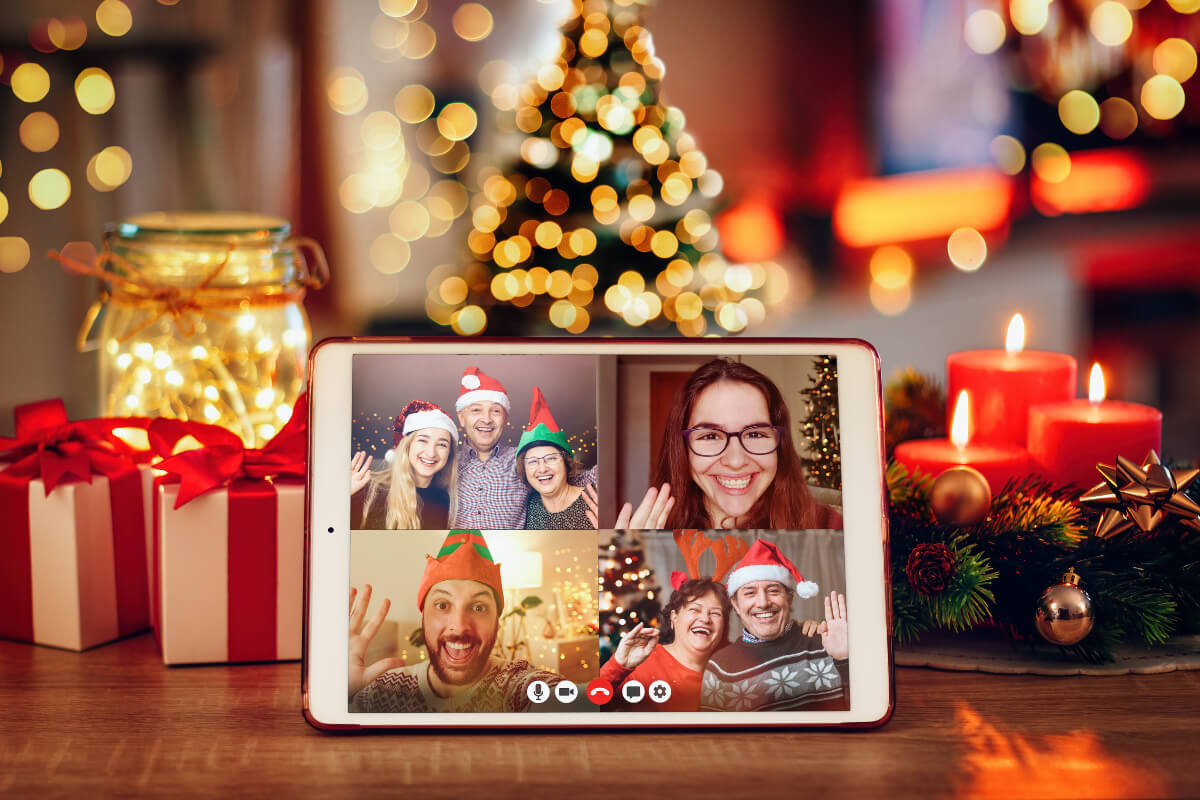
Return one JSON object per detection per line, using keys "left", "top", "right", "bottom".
{"left": 2, "top": 634, "right": 1197, "bottom": 798}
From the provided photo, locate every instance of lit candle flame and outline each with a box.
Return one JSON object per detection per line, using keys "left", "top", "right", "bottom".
{"left": 1089, "top": 363, "right": 1106, "bottom": 404}
{"left": 1005, "top": 313, "right": 1025, "bottom": 354}
{"left": 950, "top": 390, "right": 971, "bottom": 448}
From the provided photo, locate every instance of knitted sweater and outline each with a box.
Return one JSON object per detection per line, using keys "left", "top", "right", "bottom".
{"left": 351, "top": 658, "right": 563, "bottom": 713}
{"left": 699, "top": 624, "right": 848, "bottom": 712}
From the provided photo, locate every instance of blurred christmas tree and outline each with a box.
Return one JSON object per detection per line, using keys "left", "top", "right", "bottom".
{"left": 598, "top": 531, "right": 661, "bottom": 663}
{"left": 431, "top": 0, "right": 789, "bottom": 336}
{"left": 800, "top": 355, "right": 842, "bottom": 490}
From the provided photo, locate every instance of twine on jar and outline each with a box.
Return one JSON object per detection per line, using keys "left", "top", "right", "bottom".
{"left": 50, "top": 237, "right": 328, "bottom": 349}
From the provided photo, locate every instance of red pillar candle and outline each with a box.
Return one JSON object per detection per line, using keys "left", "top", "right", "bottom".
{"left": 1028, "top": 364, "right": 1162, "bottom": 491}
{"left": 894, "top": 390, "right": 1032, "bottom": 494}
{"left": 946, "top": 314, "right": 1076, "bottom": 448}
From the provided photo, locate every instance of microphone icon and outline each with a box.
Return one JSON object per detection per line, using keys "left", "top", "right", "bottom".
{"left": 527, "top": 680, "right": 551, "bottom": 704}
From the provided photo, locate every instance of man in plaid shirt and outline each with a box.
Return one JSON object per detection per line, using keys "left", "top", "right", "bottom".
{"left": 453, "top": 367, "right": 594, "bottom": 529}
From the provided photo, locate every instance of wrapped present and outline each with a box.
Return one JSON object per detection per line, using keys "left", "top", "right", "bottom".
{"left": 148, "top": 394, "right": 307, "bottom": 665}
{"left": 0, "top": 400, "right": 153, "bottom": 651}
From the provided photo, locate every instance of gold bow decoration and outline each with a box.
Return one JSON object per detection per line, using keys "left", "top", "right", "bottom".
{"left": 1080, "top": 450, "right": 1200, "bottom": 537}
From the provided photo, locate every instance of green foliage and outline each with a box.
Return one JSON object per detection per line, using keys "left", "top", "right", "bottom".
{"left": 888, "top": 460, "right": 1200, "bottom": 662}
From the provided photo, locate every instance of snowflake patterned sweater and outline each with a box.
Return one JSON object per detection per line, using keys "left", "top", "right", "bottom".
{"left": 699, "top": 623, "right": 849, "bottom": 712}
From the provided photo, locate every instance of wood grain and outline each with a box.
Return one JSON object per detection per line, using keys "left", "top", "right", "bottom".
{"left": 1, "top": 634, "right": 1197, "bottom": 798}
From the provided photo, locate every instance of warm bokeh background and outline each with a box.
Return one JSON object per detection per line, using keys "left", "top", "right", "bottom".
{"left": 1, "top": 0, "right": 1197, "bottom": 458}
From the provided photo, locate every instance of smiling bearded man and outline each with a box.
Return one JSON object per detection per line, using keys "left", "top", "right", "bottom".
{"left": 699, "top": 539, "right": 849, "bottom": 712}
{"left": 350, "top": 530, "right": 565, "bottom": 713}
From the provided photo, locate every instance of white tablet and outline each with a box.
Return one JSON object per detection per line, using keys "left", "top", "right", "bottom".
{"left": 303, "top": 338, "right": 892, "bottom": 729}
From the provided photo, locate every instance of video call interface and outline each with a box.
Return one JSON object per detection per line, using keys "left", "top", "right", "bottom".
{"left": 347, "top": 353, "right": 848, "bottom": 714}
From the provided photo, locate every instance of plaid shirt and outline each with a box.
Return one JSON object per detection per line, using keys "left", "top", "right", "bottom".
{"left": 455, "top": 444, "right": 597, "bottom": 530}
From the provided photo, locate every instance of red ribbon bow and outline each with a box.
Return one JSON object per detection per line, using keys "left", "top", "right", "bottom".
{"left": 0, "top": 399, "right": 150, "bottom": 495}
{"left": 149, "top": 393, "right": 308, "bottom": 508}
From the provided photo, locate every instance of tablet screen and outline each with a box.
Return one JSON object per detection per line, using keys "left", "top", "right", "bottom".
{"left": 345, "top": 353, "right": 848, "bottom": 715}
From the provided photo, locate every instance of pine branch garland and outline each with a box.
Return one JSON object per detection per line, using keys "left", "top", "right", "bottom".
{"left": 888, "top": 460, "right": 1200, "bottom": 662}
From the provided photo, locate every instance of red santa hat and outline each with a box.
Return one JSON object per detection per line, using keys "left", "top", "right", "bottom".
{"left": 725, "top": 539, "right": 818, "bottom": 599}
{"left": 392, "top": 400, "right": 457, "bottom": 448}
{"left": 455, "top": 366, "right": 510, "bottom": 413}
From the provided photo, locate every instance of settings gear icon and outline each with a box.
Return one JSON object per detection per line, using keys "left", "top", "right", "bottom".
{"left": 648, "top": 680, "right": 672, "bottom": 703}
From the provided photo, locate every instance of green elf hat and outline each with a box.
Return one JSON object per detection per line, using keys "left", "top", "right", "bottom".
{"left": 516, "top": 386, "right": 572, "bottom": 458}
{"left": 417, "top": 530, "right": 504, "bottom": 612}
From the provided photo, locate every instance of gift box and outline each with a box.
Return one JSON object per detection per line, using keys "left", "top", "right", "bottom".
{"left": 0, "top": 400, "right": 153, "bottom": 651}
{"left": 148, "top": 395, "right": 307, "bottom": 665}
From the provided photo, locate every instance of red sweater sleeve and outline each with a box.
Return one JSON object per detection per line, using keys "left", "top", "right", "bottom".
{"left": 599, "top": 657, "right": 632, "bottom": 687}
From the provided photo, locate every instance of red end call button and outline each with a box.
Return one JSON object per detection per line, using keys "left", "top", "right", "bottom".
{"left": 586, "top": 678, "right": 614, "bottom": 705}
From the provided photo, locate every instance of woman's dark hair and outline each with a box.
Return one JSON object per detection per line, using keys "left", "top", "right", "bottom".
{"left": 659, "top": 578, "right": 732, "bottom": 645}
{"left": 652, "top": 358, "right": 824, "bottom": 529}
{"left": 515, "top": 443, "right": 580, "bottom": 490}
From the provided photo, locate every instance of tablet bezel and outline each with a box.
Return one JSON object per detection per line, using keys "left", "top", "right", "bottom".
{"left": 303, "top": 337, "right": 893, "bottom": 729}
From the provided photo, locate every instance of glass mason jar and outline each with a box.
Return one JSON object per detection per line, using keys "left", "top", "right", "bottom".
{"left": 87, "top": 212, "right": 328, "bottom": 447}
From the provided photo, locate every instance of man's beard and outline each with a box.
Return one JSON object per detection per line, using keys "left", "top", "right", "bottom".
{"left": 426, "top": 628, "right": 498, "bottom": 688}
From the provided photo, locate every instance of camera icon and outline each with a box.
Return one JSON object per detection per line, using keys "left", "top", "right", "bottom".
{"left": 554, "top": 682, "right": 579, "bottom": 703}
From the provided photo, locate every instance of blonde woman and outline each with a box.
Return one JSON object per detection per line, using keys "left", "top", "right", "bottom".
{"left": 350, "top": 401, "right": 459, "bottom": 530}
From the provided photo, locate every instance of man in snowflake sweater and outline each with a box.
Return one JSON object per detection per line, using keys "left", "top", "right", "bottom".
{"left": 348, "top": 530, "right": 567, "bottom": 713}
{"left": 700, "top": 539, "right": 849, "bottom": 712}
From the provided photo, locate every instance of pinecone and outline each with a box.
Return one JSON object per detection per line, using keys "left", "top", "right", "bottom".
{"left": 905, "top": 543, "right": 956, "bottom": 596}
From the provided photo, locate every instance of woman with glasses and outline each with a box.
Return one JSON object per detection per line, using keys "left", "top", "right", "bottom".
{"left": 617, "top": 359, "right": 842, "bottom": 530}
{"left": 517, "top": 387, "right": 598, "bottom": 530}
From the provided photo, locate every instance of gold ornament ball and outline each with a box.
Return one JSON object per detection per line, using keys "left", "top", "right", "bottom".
{"left": 929, "top": 466, "right": 992, "bottom": 526}
{"left": 1034, "top": 571, "right": 1095, "bottom": 646}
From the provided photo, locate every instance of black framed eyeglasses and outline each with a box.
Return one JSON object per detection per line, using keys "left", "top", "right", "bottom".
{"left": 682, "top": 424, "right": 782, "bottom": 457}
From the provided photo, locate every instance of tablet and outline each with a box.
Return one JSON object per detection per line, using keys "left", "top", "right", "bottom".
{"left": 304, "top": 338, "right": 892, "bottom": 729}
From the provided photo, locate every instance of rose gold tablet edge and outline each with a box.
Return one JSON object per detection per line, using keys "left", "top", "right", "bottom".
{"left": 300, "top": 335, "right": 894, "bottom": 731}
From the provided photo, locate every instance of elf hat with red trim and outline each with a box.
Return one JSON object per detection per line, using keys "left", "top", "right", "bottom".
{"left": 417, "top": 530, "right": 504, "bottom": 612}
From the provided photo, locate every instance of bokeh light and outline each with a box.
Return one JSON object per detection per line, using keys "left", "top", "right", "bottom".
{"left": 75, "top": 67, "right": 116, "bottom": 115}
{"left": 1031, "top": 143, "right": 1071, "bottom": 183}
{"left": 1153, "top": 39, "right": 1197, "bottom": 83}
{"left": 1164, "top": 0, "right": 1200, "bottom": 12}
{"left": 1089, "top": 2, "right": 1133, "bottom": 46}
{"left": 437, "top": 103, "right": 478, "bottom": 141}
{"left": 19, "top": 112, "right": 59, "bottom": 152}
{"left": 1010, "top": 0, "right": 1049, "bottom": 35}
{"left": 380, "top": 0, "right": 419, "bottom": 18}
{"left": 29, "top": 168, "right": 71, "bottom": 210}
{"left": 369, "top": 233, "right": 412, "bottom": 274}
{"left": 86, "top": 146, "right": 133, "bottom": 191}
{"left": 868, "top": 246, "right": 913, "bottom": 289}
{"left": 1099, "top": 97, "right": 1138, "bottom": 138}
{"left": 990, "top": 135, "right": 1026, "bottom": 174}
{"left": 327, "top": 67, "right": 368, "bottom": 115}
{"left": 12, "top": 63, "right": 51, "bottom": 103}
{"left": 964, "top": 10, "right": 1006, "bottom": 54}
{"left": 1141, "top": 74, "right": 1186, "bottom": 120}
{"left": 362, "top": 111, "right": 402, "bottom": 150}
{"left": 394, "top": 84, "right": 435, "bottom": 123}
{"left": 47, "top": 17, "right": 87, "bottom": 50}
{"left": 0, "top": 192, "right": 7, "bottom": 225}
{"left": 0, "top": 237, "right": 31, "bottom": 273}
{"left": 96, "top": 0, "right": 132, "bottom": 37}
{"left": 947, "top": 227, "right": 988, "bottom": 271}
{"left": 1058, "top": 90, "right": 1100, "bottom": 135}
{"left": 452, "top": 3, "right": 493, "bottom": 41}
{"left": 401, "top": 22, "right": 437, "bottom": 59}
{"left": 452, "top": 305, "right": 487, "bottom": 336}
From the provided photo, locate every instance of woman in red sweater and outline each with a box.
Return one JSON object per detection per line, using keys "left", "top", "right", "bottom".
{"left": 599, "top": 577, "right": 731, "bottom": 712}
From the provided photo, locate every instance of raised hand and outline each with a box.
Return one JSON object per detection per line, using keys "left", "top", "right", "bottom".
{"left": 615, "top": 483, "right": 675, "bottom": 530}
{"left": 612, "top": 622, "right": 659, "bottom": 670}
{"left": 350, "top": 451, "right": 372, "bottom": 495}
{"left": 583, "top": 483, "right": 599, "bottom": 529}
{"left": 816, "top": 591, "right": 848, "bottom": 660}
{"left": 348, "top": 584, "right": 405, "bottom": 699}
